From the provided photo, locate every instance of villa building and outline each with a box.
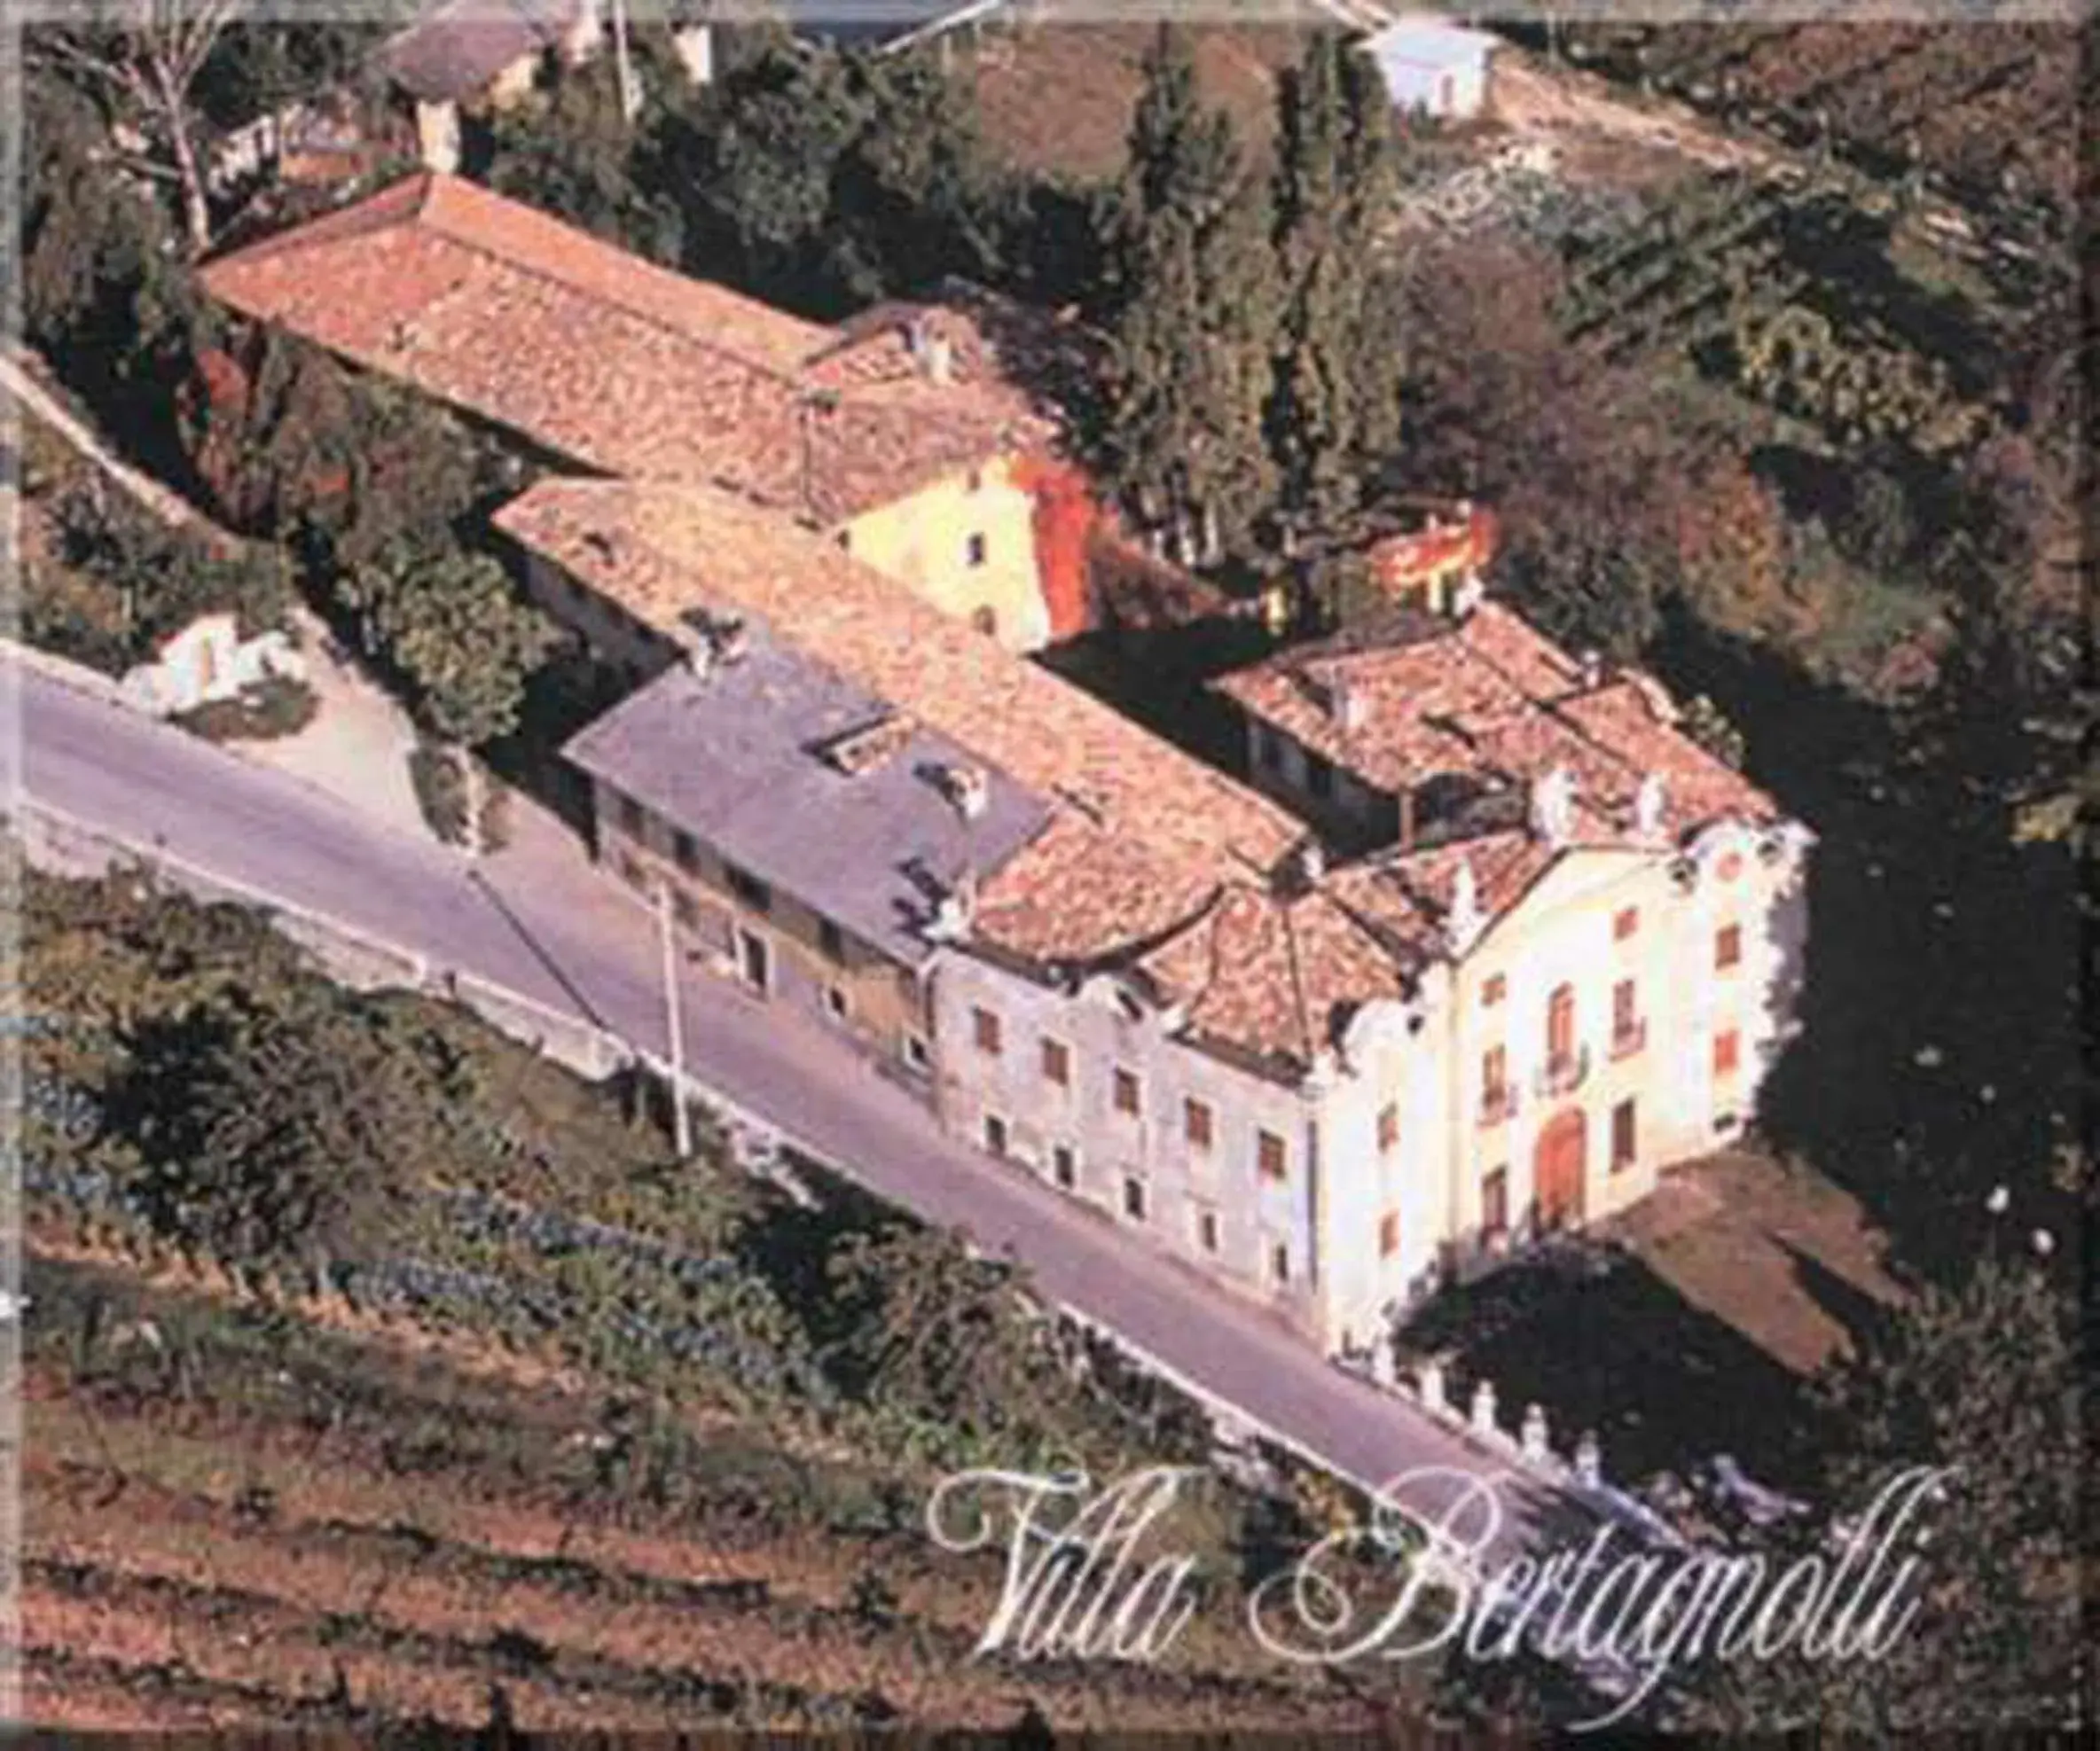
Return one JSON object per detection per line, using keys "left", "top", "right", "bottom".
{"left": 200, "top": 173, "right": 1812, "bottom": 1356}
{"left": 200, "top": 172, "right": 1102, "bottom": 653}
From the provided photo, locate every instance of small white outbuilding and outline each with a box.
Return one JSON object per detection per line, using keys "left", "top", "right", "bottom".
{"left": 1360, "top": 15, "right": 1501, "bottom": 121}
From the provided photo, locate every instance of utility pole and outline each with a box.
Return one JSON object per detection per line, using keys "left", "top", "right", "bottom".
{"left": 656, "top": 880, "right": 692, "bottom": 1158}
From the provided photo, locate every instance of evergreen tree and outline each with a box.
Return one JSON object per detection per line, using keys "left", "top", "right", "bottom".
{"left": 1100, "top": 27, "right": 1279, "bottom": 564}
{"left": 1694, "top": 1251, "right": 2081, "bottom": 1733}
{"left": 1267, "top": 32, "right": 1398, "bottom": 541}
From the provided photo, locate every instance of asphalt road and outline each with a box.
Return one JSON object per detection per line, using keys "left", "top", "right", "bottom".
{"left": 15, "top": 661, "right": 1596, "bottom": 1569}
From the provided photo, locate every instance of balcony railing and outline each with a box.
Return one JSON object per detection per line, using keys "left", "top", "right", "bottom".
{"left": 1610, "top": 1020, "right": 1648, "bottom": 1060}
{"left": 1534, "top": 1045, "right": 1591, "bottom": 1098}
{"left": 1478, "top": 1084, "right": 1519, "bottom": 1127}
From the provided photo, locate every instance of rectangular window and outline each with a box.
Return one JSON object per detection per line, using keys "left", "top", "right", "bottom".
{"left": 1716, "top": 924, "right": 1743, "bottom": 970}
{"left": 1613, "top": 979, "right": 1636, "bottom": 1036}
{"left": 1377, "top": 1103, "right": 1400, "bottom": 1153}
{"left": 1040, "top": 1036, "right": 1070, "bottom": 1087}
{"left": 823, "top": 984, "right": 850, "bottom": 1022}
{"left": 818, "top": 918, "right": 847, "bottom": 963}
{"left": 967, "top": 467, "right": 983, "bottom": 494}
{"left": 1379, "top": 1212, "right": 1400, "bottom": 1258}
{"left": 672, "top": 829, "right": 700, "bottom": 875}
{"left": 1258, "top": 1130, "right": 1288, "bottom": 1182}
{"left": 615, "top": 852, "right": 646, "bottom": 889}
{"left": 966, "top": 532, "right": 988, "bottom": 568}
{"left": 1713, "top": 1029, "right": 1740, "bottom": 1077}
{"left": 1254, "top": 724, "right": 1281, "bottom": 770}
{"left": 614, "top": 791, "right": 645, "bottom": 838}
{"left": 1614, "top": 906, "right": 1639, "bottom": 941}
{"left": 972, "top": 1006, "right": 1002, "bottom": 1057}
{"left": 1305, "top": 752, "right": 1334, "bottom": 801}
{"left": 1199, "top": 1210, "right": 1219, "bottom": 1252}
{"left": 1483, "top": 1045, "right": 1508, "bottom": 1115}
{"left": 1184, "top": 1097, "right": 1214, "bottom": 1152}
{"left": 1483, "top": 1168, "right": 1509, "bottom": 1236}
{"left": 1272, "top": 1244, "right": 1290, "bottom": 1285}
{"left": 1612, "top": 1098, "right": 1637, "bottom": 1170}
{"left": 1113, "top": 1067, "right": 1141, "bottom": 1116}
{"left": 1482, "top": 973, "right": 1507, "bottom": 1007}
{"left": 1123, "top": 1176, "right": 1146, "bottom": 1221}
{"left": 1052, "top": 1145, "right": 1077, "bottom": 1189}
{"left": 983, "top": 1114, "right": 1008, "bottom": 1157}
{"left": 725, "top": 863, "right": 772, "bottom": 914}
{"left": 904, "top": 1032, "right": 931, "bottom": 1071}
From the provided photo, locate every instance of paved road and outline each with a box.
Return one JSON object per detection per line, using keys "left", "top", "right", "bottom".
{"left": 14, "top": 661, "right": 1597, "bottom": 1567}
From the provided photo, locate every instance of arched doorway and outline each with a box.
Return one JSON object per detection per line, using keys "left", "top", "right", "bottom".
{"left": 1534, "top": 1109, "right": 1587, "bottom": 1231}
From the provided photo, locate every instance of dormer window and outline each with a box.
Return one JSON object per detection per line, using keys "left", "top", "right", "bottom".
{"left": 966, "top": 533, "right": 988, "bottom": 568}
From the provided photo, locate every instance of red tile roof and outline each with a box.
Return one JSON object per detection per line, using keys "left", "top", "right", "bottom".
{"left": 494, "top": 476, "right": 1305, "bottom": 969}
{"left": 200, "top": 173, "right": 1057, "bottom": 525}
{"left": 1214, "top": 600, "right": 1777, "bottom": 845}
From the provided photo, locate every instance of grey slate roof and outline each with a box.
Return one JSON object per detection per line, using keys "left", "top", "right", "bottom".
{"left": 563, "top": 621, "right": 1054, "bottom": 967}
{"left": 379, "top": 0, "right": 579, "bottom": 104}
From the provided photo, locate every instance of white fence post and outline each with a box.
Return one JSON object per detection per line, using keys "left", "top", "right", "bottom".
{"left": 1469, "top": 1379, "right": 1498, "bottom": 1439}
{"left": 1521, "top": 1403, "right": 1549, "bottom": 1465}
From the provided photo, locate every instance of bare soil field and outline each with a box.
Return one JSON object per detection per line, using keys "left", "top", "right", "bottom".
{"left": 965, "top": 17, "right": 1311, "bottom": 182}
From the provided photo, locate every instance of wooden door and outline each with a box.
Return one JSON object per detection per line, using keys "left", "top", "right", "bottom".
{"left": 1534, "top": 1109, "right": 1586, "bottom": 1231}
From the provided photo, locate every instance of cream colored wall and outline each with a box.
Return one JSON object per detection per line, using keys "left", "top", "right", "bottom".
{"left": 930, "top": 951, "right": 1325, "bottom": 1335}
{"left": 836, "top": 457, "right": 1049, "bottom": 652}
{"left": 1438, "top": 827, "right": 1811, "bottom": 1254}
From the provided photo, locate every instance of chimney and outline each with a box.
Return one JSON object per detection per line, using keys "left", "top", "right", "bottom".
{"left": 1452, "top": 570, "right": 1485, "bottom": 619}
{"left": 1325, "top": 671, "right": 1367, "bottom": 733}
{"left": 675, "top": 625, "right": 715, "bottom": 683}
{"left": 1578, "top": 648, "right": 1604, "bottom": 692}
{"left": 1530, "top": 766, "right": 1575, "bottom": 848}
{"left": 711, "top": 617, "right": 748, "bottom": 666}
{"left": 1634, "top": 772, "right": 1667, "bottom": 839}
{"left": 944, "top": 762, "right": 989, "bottom": 822}
{"left": 905, "top": 317, "right": 952, "bottom": 385}
{"left": 1295, "top": 839, "right": 1327, "bottom": 889}
{"left": 929, "top": 868, "right": 977, "bottom": 940}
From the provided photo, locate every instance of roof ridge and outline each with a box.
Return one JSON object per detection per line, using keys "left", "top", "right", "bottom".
{"left": 415, "top": 176, "right": 811, "bottom": 389}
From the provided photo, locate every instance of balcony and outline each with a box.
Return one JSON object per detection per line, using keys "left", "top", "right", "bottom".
{"left": 1477, "top": 1084, "right": 1519, "bottom": 1128}
{"left": 1534, "top": 1046, "right": 1590, "bottom": 1098}
{"left": 1610, "top": 1020, "right": 1648, "bottom": 1061}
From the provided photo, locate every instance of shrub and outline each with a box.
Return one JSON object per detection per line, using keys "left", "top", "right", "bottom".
{"left": 409, "top": 739, "right": 471, "bottom": 846}
{"left": 173, "top": 675, "right": 318, "bottom": 744}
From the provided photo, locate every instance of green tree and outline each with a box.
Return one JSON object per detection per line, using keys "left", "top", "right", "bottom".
{"left": 342, "top": 543, "right": 556, "bottom": 753}
{"left": 661, "top": 42, "right": 1007, "bottom": 313}
{"left": 486, "top": 60, "right": 685, "bottom": 266}
{"left": 1695, "top": 1254, "right": 2080, "bottom": 1733}
{"left": 22, "top": 70, "right": 172, "bottom": 353}
{"left": 1100, "top": 27, "right": 1279, "bottom": 565}
{"left": 1267, "top": 31, "right": 1397, "bottom": 539}
{"left": 116, "top": 982, "right": 461, "bottom": 1281}
{"left": 27, "top": 4, "right": 244, "bottom": 254}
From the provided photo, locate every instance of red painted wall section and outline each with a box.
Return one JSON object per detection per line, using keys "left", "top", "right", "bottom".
{"left": 1015, "top": 454, "right": 1099, "bottom": 640}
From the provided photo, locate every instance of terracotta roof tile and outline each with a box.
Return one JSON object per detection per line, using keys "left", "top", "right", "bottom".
{"left": 1215, "top": 600, "right": 1777, "bottom": 843}
{"left": 200, "top": 174, "right": 1057, "bottom": 525}
{"left": 494, "top": 477, "right": 1304, "bottom": 967}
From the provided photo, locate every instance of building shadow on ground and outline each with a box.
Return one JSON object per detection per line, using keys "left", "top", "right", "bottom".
{"left": 1396, "top": 1239, "right": 1828, "bottom": 1495}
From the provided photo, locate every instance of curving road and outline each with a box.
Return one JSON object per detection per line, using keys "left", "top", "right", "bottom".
{"left": 12, "top": 658, "right": 1600, "bottom": 1570}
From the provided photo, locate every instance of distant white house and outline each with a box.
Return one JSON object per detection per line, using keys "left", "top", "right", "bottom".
{"left": 1360, "top": 15, "right": 1501, "bottom": 121}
